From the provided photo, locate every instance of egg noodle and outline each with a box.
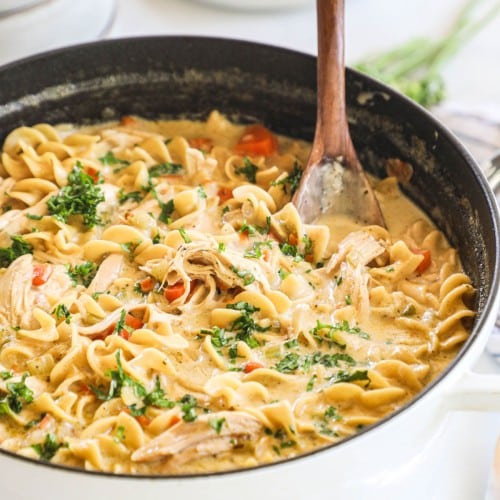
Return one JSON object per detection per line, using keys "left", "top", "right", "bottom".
{"left": 0, "top": 111, "right": 474, "bottom": 473}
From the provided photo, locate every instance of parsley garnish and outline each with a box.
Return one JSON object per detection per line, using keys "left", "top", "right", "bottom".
{"left": 270, "top": 161, "right": 303, "bottom": 195}
{"left": 244, "top": 240, "right": 272, "bottom": 259}
{"left": 66, "top": 261, "right": 98, "bottom": 287}
{"left": 0, "top": 235, "right": 33, "bottom": 268}
{"left": 208, "top": 416, "right": 226, "bottom": 434}
{"left": 328, "top": 370, "right": 370, "bottom": 386}
{"left": 90, "top": 350, "right": 146, "bottom": 402}
{"left": 199, "top": 326, "right": 229, "bottom": 348}
{"left": 148, "top": 162, "right": 183, "bottom": 178}
{"left": 179, "top": 227, "right": 192, "bottom": 243}
{"left": 0, "top": 373, "right": 34, "bottom": 416}
{"left": 118, "top": 189, "right": 144, "bottom": 204}
{"left": 47, "top": 163, "right": 104, "bottom": 228}
{"left": 52, "top": 304, "right": 71, "bottom": 324}
{"left": 31, "top": 433, "right": 67, "bottom": 461}
{"left": 100, "top": 151, "right": 130, "bottom": 169}
{"left": 230, "top": 265, "right": 255, "bottom": 286}
{"left": 25, "top": 213, "right": 43, "bottom": 220}
{"left": 197, "top": 185, "right": 207, "bottom": 199}
{"left": 235, "top": 157, "right": 258, "bottom": 183}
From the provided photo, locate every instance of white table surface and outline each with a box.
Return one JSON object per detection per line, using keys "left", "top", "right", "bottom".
{"left": 1, "top": 0, "right": 500, "bottom": 498}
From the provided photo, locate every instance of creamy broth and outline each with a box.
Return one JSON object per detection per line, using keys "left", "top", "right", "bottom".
{"left": 0, "top": 112, "right": 474, "bottom": 474}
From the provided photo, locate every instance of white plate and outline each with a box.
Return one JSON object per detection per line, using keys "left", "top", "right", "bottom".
{"left": 189, "top": 0, "right": 310, "bottom": 11}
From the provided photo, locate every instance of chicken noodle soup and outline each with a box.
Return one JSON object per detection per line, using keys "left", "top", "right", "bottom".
{"left": 0, "top": 112, "right": 474, "bottom": 473}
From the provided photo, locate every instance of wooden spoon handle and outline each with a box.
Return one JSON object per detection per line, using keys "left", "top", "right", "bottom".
{"left": 316, "top": 0, "right": 357, "bottom": 165}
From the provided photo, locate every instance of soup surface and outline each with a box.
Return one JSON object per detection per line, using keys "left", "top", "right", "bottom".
{"left": 0, "top": 112, "right": 474, "bottom": 474}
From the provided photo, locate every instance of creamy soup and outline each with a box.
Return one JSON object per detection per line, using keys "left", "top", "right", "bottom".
{"left": 0, "top": 111, "right": 474, "bottom": 474}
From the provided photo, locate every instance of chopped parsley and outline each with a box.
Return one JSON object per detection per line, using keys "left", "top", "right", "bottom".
{"left": 47, "top": 163, "right": 105, "bottom": 228}
{"left": 230, "top": 265, "right": 255, "bottom": 286}
{"left": 217, "top": 242, "right": 226, "bottom": 253}
{"left": 235, "top": 157, "right": 259, "bottom": 183}
{"left": 197, "top": 185, "right": 207, "bottom": 199}
{"left": 148, "top": 162, "right": 183, "bottom": 178}
{"left": 90, "top": 350, "right": 146, "bottom": 402}
{"left": 99, "top": 151, "right": 130, "bottom": 169}
{"left": 31, "top": 433, "right": 67, "bottom": 461}
{"left": 118, "top": 189, "right": 144, "bottom": 204}
{"left": 270, "top": 161, "right": 303, "bottom": 195}
{"left": 25, "top": 213, "right": 43, "bottom": 220}
{"left": 0, "top": 371, "right": 13, "bottom": 380}
{"left": 208, "top": 416, "right": 226, "bottom": 434}
{"left": 402, "top": 304, "right": 416, "bottom": 317}
{"left": 328, "top": 370, "right": 370, "bottom": 386}
{"left": 179, "top": 227, "right": 192, "bottom": 243}
{"left": 244, "top": 240, "right": 272, "bottom": 259}
{"left": 0, "top": 235, "right": 33, "bottom": 268}
{"left": 66, "top": 261, "right": 98, "bottom": 287}
{"left": 0, "top": 373, "right": 34, "bottom": 416}
{"left": 199, "top": 326, "right": 229, "bottom": 348}
{"left": 52, "top": 304, "right": 71, "bottom": 324}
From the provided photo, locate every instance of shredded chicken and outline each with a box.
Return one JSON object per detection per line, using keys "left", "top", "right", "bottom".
{"left": 131, "top": 411, "right": 263, "bottom": 463}
{"left": 0, "top": 255, "right": 72, "bottom": 328}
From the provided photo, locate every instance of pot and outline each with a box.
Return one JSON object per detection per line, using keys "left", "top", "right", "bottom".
{"left": 0, "top": 37, "right": 499, "bottom": 500}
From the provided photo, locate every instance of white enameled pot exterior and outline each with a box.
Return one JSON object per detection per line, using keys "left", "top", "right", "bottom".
{"left": 1, "top": 290, "right": 499, "bottom": 500}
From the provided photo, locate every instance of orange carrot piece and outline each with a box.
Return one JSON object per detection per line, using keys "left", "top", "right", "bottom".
{"left": 32, "top": 264, "right": 51, "bottom": 286}
{"left": 243, "top": 361, "right": 264, "bottom": 373}
{"left": 412, "top": 248, "right": 432, "bottom": 273}
{"left": 234, "top": 124, "right": 278, "bottom": 157}
{"left": 164, "top": 282, "right": 186, "bottom": 302}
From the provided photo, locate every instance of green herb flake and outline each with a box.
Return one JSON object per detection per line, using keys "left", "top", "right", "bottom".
{"left": 66, "top": 261, "right": 98, "bottom": 288}
{"left": 0, "top": 235, "right": 33, "bottom": 268}
{"left": 0, "top": 371, "right": 13, "bottom": 380}
{"left": 47, "top": 163, "right": 105, "bottom": 228}
{"left": 52, "top": 304, "right": 71, "bottom": 324}
{"left": 31, "top": 433, "right": 67, "bottom": 461}
{"left": 208, "top": 416, "right": 226, "bottom": 434}
{"left": 100, "top": 151, "right": 130, "bottom": 168}
{"left": 179, "top": 227, "right": 192, "bottom": 243}
{"left": 270, "top": 162, "right": 303, "bottom": 195}
{"left": 230, "top": 265, "right": 255, "bottom": 286}
{"left": 235, "top": 157, "right": 259, "bottom": 183}
{"left": 118, "top": 189, "right": 144, "bottom": 204}
{"left": 306, "top": 374, "right": 317, "bottom": 392}
{"left": 197, "top": 185, "right": 207, "bottom": 199}
{"left": 148, "top": 162, "right": 183, "bottom": 178}
{"left": 244, "top": 240, "right": 272, "bottom": 259}
{"left": 25, "top": 213, "right": 43, "bottom": 220}
{"left": 217, "top": 242, "right": 226, "bottom": 253}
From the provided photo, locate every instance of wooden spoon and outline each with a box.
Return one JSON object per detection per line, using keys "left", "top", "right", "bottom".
{"left": 293, "top": 0, "right": 385, "bottom": 227}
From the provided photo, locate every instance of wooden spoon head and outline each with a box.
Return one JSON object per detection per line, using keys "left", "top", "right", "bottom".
{"left": 293, "top": 156, "right": 386, "bottom": 226}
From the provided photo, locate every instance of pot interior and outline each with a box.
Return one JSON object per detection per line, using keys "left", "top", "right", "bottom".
{"left": 0, "top": 35, "right": 498, "bottom": 472}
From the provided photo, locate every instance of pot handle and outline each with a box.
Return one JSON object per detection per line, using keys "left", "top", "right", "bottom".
{"left": 442, "top": 369, "right": 500, "bottom": 412}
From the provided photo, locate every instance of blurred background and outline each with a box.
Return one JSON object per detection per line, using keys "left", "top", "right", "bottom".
{"left": 0, "top": 0, "right": 499, "bottom": 498}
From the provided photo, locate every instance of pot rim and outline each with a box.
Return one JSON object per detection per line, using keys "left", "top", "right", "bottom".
{"left": 0, "top": 35, "right": 498, "bottom": 480}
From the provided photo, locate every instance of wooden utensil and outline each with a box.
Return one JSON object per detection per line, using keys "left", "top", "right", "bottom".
{"left": 293, "top": 0, "right": 385, "bottom": 227}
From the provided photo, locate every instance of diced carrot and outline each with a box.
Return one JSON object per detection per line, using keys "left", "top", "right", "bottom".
{"left": 85, "top": 167, "right": 100, "bottom": 183}
{"left": 139, "top": 276, "right": 155, "bottom": 293}
{"left": 243, "top": 361, "right": 264, "bottom": 373}
{"left": 234, "top": 124, "right": 278, "bottom": 157}
{"left": 79, "top": 383, "right": 94, "bottom": 395}
{"left": 164, "top": 282, "right": 186, "bottom": 302}
{"left": 32, "top": 264, "right": 51, "bottom": 286}
{"left": 121, "top": 115, "right": 136, "bottom": 126}
{"left": 217, "top": 186, "right": 233, "bottom": 204}
{"left": 189, "top": 137, "right": 213, "bottom": 153}
{"left": 288, "top": 233, "right": 298, "bottom": 246}
{"left": 125, "top": 313, "right": 143, "bottom": 330}
{"left": 169, "top": 415, "right": 181, "bottom": 427}
{"left": 135, "top": 414, "right": 151, "bottom": 427}
{"left": 39, "top": 413, "right": 52, "bottom": 429}
{"left": 412, "top": 248, "right": 432, "bottom": 273}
